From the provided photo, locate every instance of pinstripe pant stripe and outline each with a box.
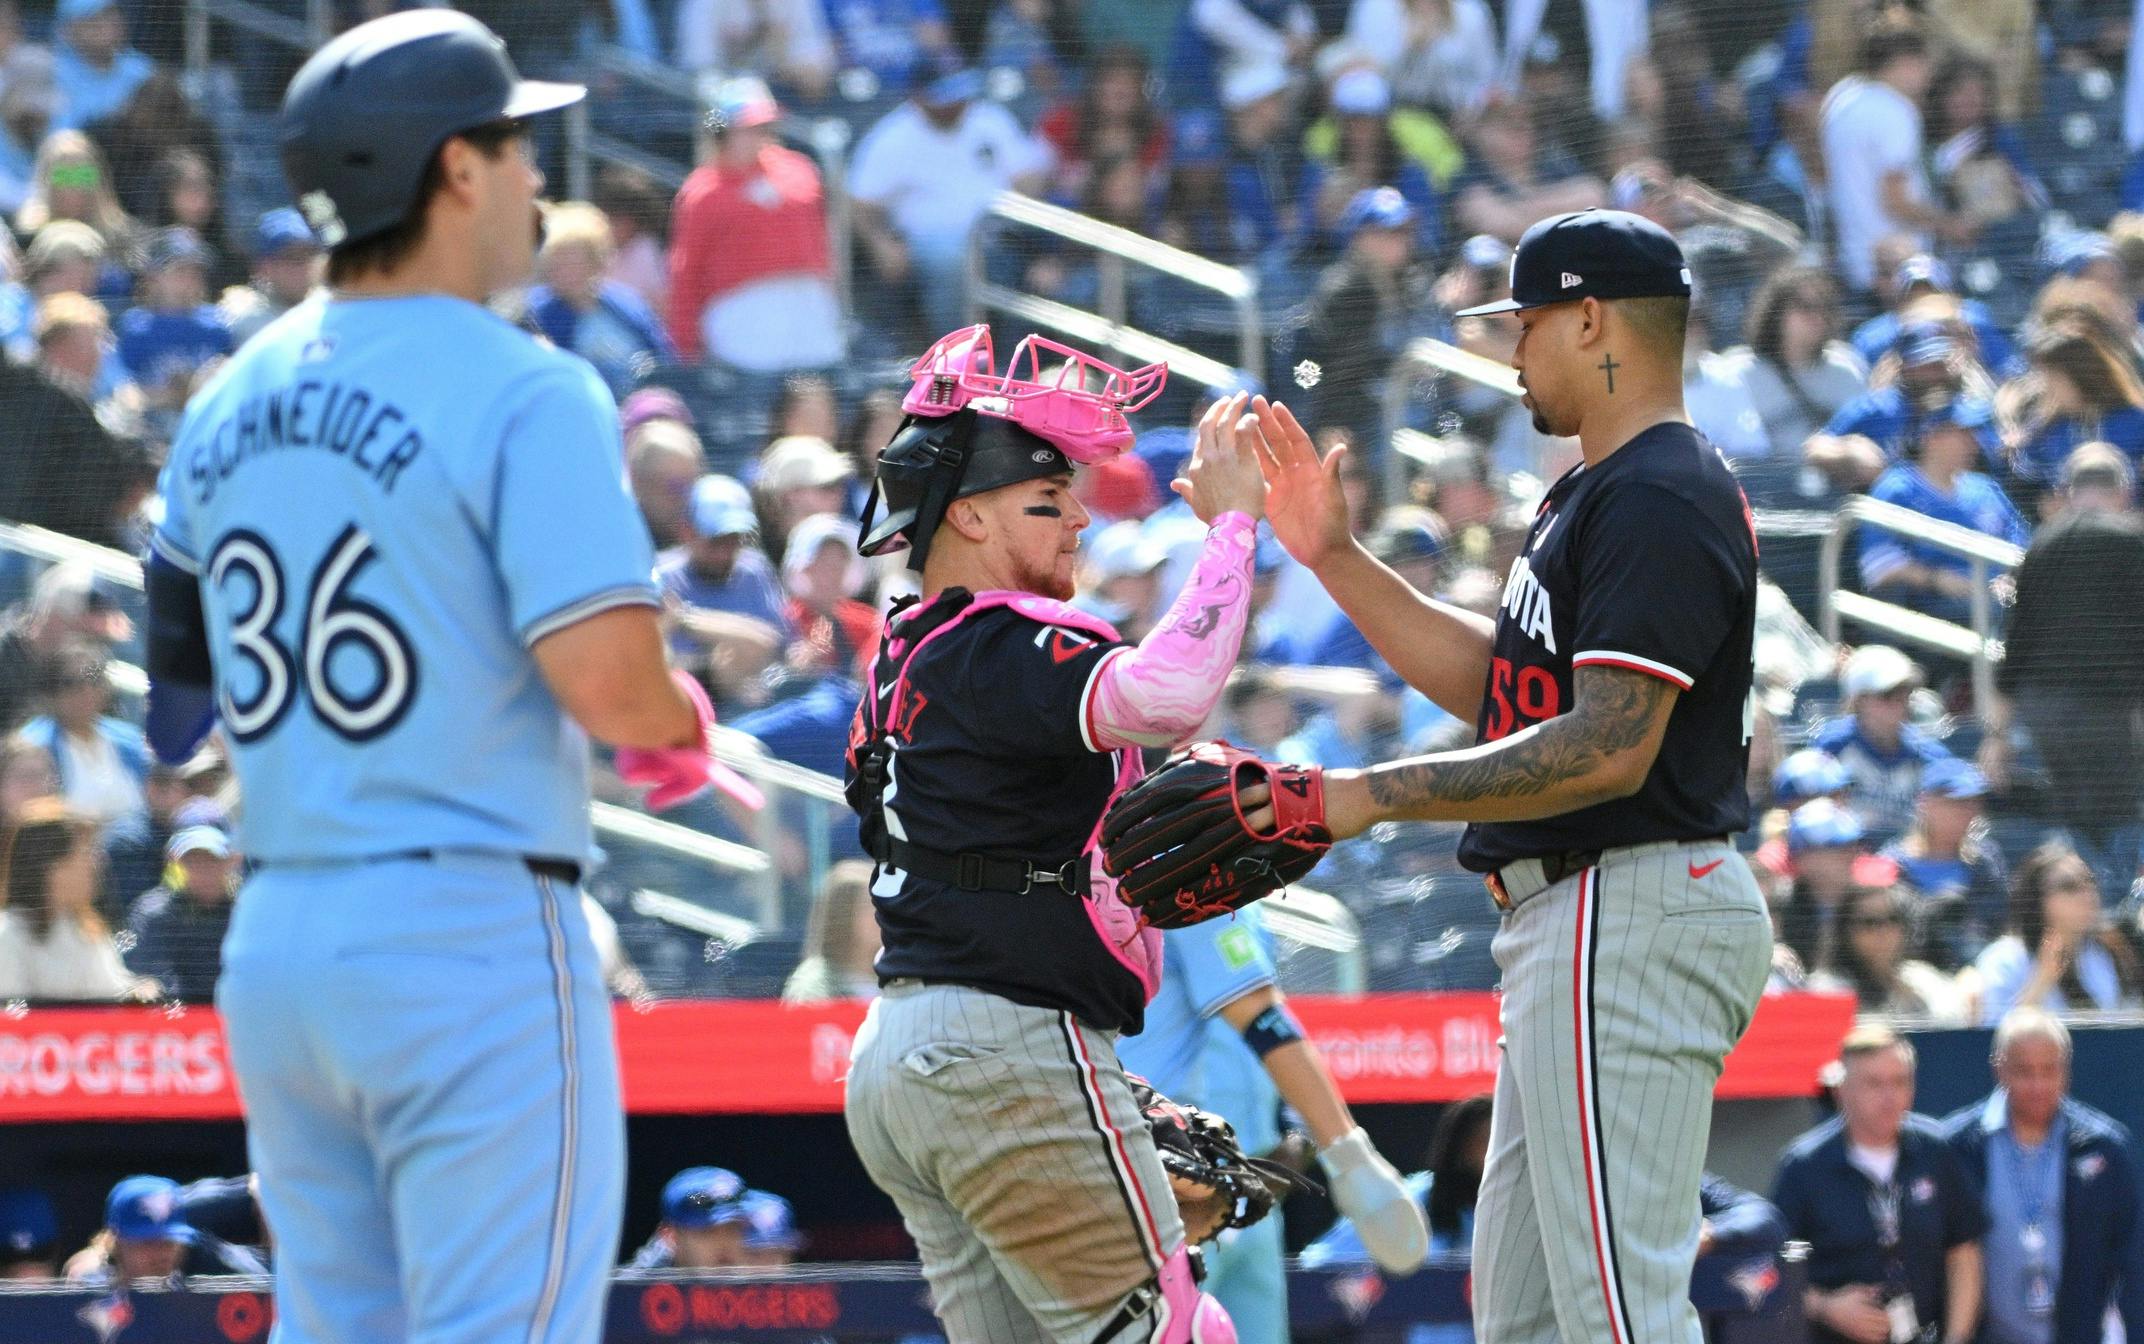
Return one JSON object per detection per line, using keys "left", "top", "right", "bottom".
{"left": 1571, "top": 867, "right": 1635, "bottom": 1344}
{"left": 528, "top": 875, "right": 578, "bottom": 1344}
{"left": 1059, "top": 1014, "right": 1167, "bottom": 1272}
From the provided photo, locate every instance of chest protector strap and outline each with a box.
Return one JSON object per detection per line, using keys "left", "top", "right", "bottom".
{"left": 849, "top": 589, "right": 1125, "bottom": 897}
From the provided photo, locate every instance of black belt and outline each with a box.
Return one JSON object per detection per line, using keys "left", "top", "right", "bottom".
{"left": 879, "top": 837, "right": 1088, "bottom": 896}
{"left": 1484, "top": 848, "right": 1601, "bottom": 912}
{"left": 261, "top": 851, "right": 583, "bottom": 885}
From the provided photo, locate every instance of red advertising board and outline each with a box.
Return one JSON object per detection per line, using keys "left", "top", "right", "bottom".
{"left": 0, "top": 992, "right": 1855, "bottom": 1122}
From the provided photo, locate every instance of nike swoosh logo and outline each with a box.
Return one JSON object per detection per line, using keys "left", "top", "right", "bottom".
{"left": 1688, "top": 859, "right": 1726, "bottom": 880}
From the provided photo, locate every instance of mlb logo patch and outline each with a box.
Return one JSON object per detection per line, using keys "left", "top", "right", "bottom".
{"left": 1911, "top": 1177, "right": 1936, "bottom": 1204}
{"left": 2076, "top": 1153, "right": 2106, "bottom": 1182}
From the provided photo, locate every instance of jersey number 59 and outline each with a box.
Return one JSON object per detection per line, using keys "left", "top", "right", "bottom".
{"left": 207, "top": 525, "right": 418, "bottom": 744}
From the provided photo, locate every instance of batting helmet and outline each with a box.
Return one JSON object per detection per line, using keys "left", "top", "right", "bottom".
{"left": 278, "top": 10, "right": 584, "bottom": 248}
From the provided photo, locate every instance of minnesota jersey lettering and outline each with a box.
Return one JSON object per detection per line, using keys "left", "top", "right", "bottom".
{"left": 1458, "top": 422, "right": 1759, "bottom": 872}
{"left": 1498, "top": 554, "right": 1558, "bottom": 653}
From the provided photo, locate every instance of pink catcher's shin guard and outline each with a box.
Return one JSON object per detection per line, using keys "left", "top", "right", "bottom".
{"left": 1098, "top": 1246, "right": 1237, "bottom": 1344}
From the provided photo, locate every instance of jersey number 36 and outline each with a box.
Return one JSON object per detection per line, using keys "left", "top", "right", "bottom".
{"left": 207, "top": 525, "right": 418, "bottom": 745}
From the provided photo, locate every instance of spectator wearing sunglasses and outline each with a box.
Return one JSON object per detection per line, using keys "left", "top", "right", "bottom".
{"left": 1809, "top": 856, "right": 1968, "bottom": 1022}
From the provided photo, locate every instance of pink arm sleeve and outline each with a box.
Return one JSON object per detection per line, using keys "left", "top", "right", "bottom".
{"left": 1083, "top": 511, "right": 1257, "bottom": 752}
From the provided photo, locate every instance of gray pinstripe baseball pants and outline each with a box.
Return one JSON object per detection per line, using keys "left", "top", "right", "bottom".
{"left": 1472, "top": 839, "right": 1772, "bottom": 1344}
{"left": 845, "top": 981, "right": 1187, "bottom": 1343}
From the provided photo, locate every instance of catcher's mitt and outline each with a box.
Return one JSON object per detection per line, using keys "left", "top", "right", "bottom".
{"left": 1132, "top": 1077, "right": 1312, "bottom": 1243}
{"left": 1101, "top": 741, "right": 1332, "bottom": 929}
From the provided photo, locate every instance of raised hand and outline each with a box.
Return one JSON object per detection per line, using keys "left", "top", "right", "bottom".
{"left": 1174, "top": 391, "right": 1268, "bottom": 524}
{"left": 1251, "top": 397, "right": 1352, "bottom": 570}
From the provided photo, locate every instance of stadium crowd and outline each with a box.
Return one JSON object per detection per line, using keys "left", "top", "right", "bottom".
{"left": 0, "top": 0, "right": 2135, "bottom": 1018}
{"left": 0, "top": 0, "right": 2140, "bottom": 1329}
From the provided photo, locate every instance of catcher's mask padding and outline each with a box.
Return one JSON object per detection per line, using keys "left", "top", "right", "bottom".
{"left": 857, "top": 408, "right": 1073, "bottom": 572}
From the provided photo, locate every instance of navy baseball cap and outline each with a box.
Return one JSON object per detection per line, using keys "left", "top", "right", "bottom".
{"left": 106, "top": 1176, "right": 197, "bottom": 1244}
{"left": 1771, "top": 748, "right": 1849, "bottom": 807}
{"left": 662, "top": 1167, "right": 751, "bottom": 1228}
{"left": 0, "top": 1188, "right": 56, "bottom": 1258}
{"left": 1454, "top": 209, "right": 1691, "bottom": 317}
{"left": 1919, "top": 758, "right": 1989, "bottom": 800}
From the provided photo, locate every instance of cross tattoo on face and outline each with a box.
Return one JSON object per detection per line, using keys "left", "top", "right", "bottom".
{"left": 1598, "top": 353, "right": 1620, "bottom": 394}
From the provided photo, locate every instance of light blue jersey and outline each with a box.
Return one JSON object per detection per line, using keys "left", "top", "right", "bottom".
{"left": 1118, "top": 910, "right": 1276, "bottom": 1122}
{"left": 152, "top": 295, "right": 657, "bottom": 864}
{"left": 1118, "top": 911, "right": 1287, "bottom": 1344}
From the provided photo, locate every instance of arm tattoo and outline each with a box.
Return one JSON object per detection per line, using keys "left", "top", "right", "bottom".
{"left": 1364, "top": 665, "right": 1675, "bottom": 811}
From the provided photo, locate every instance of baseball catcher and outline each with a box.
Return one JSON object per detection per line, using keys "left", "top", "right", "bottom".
{"left": 842, "top": 325, "right": 1272, "bottom": 1343}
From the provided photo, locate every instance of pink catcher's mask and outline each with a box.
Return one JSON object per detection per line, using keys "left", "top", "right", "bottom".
{"left": 900, "top": 324, "right": 1168, "bottom": 464}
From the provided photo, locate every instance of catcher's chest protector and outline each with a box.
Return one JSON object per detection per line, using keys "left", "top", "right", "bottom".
{"left": 843, "top": 587, "right": 1166, "bottom": 1000}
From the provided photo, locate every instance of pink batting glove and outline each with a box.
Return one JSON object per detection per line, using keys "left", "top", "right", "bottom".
{"left": 616, "top": 669, "right": 766, "bottom": 812}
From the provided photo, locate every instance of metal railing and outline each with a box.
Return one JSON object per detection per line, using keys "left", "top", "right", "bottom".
{"left": 1384, "top": 337, "right": 1524, "bottom": 500}
{"left": 1817, "top": 494, "right": 2025, "bottom": 719}
{"left": 968, "top": 192, "right": 1264, "bottom": 386}
{"left": 183, "top": 0, "right": 331, "bottom": 84}
{"left": 0, "top": 525, "right": 782, "bottom": 918}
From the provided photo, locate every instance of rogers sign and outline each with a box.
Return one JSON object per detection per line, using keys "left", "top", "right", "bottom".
{"left": 0, "top": 1017, "right": 230, "bottom": 1113}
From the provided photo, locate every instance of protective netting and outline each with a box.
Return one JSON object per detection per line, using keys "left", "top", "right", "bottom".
{"left": 0, "top": 0, "right": 2137, "bottom": 1023}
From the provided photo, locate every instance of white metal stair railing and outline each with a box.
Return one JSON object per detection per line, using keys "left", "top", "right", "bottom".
{"left": 1384, "top": 337, "right": 1525, "bottom": 501}
{"left": 966, "top": 192, "right": 1264, "bottom": 388}
{"left": 1816, "top": 493, "right": 2024, "bottom": 721}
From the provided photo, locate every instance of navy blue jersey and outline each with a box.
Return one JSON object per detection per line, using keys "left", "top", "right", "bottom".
{"left": 1458, "top": 423, "right": 1758, "bottom": 872}
{"left": 845, "top": 590, "right": 1149, "bottom": 1032}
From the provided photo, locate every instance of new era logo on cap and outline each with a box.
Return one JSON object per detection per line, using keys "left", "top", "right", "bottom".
{"left": 1456, "top": 209, "right": 1693, "bottom": 317}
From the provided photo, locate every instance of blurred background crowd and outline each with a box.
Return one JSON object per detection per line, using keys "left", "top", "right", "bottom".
{"left": 0, "top": 0, "right": 2137, "bottom": 1042}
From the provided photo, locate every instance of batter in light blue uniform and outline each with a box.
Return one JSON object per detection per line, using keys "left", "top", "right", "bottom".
{"left": 1118, "top": 907, "right": 1430, "bottom": 1340}
{"left": 143, "top": 14, "right": 716, "bottom": 1344}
